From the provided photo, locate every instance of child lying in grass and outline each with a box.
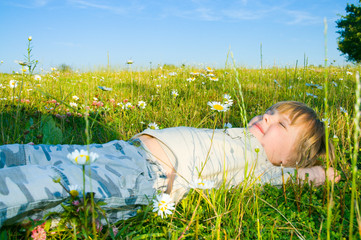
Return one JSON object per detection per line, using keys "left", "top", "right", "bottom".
{"left": 0, "top": 101, "right": 339, "bottom": 227}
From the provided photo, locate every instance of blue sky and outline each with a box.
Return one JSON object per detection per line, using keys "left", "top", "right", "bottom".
{"left": 0, "top": 0, "right": 355, "bottom": 73}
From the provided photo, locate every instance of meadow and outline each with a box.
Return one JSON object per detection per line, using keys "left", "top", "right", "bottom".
{"left": 0, "top": 41, "right": 360, "bottom": 239}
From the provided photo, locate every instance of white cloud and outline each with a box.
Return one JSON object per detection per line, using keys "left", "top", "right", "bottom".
{"left": 222, "top": 8, "right": 269, "bottom": 20}
{"left": 68, "top": 0, "right": 125, "bottom": 13}
{"left": 156, "top": 0, "right": 283, "bottom": 22}
{"left": 34, "top": 0, "right": 50, "bottom": 7}
{"left": 282, "top": 9, "right": 321, "bottom": 25}
{"left": 66, "top": 0, "right": 145, "bottom": 15}
{"left": 6, "top": 0, "right": 52, "bottom": 8}
{"left": 194, "top": 7, "right": 221, "bottom": 21}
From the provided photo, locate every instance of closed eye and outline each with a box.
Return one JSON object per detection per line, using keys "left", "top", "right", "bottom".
{"left": 279, "top": 122, "right": 286, "bottom": 128}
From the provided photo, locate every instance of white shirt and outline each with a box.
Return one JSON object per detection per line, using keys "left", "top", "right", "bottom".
{"left": 136, "top": 127, "right": 295, "bottom": 202}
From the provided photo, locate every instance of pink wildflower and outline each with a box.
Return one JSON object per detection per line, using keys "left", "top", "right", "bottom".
{"left": 109, "top": 98, "right": 115, "bottom": 103}
{"left": 96, "top": 221, "right": 103, "bottom": 232}
{"left": 31, "top": 224, "right": 47, "bottom": 240}
{"left": 123, "top": 99, "right": 128, "bottom": 103}
{"left": 72, "top": 200, "right": 80, "bottom": 206}
{"left": 92, "top": 101, "right": 104, "bottom": 107}
{"left": 112, "top": 225, "right": 119, "bottom": 236}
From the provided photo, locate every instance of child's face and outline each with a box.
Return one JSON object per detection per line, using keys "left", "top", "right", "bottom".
{"left": 248, "top": 110, "right": 302, "bottom": 167}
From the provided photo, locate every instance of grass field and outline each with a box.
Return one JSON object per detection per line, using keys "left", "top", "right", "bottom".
{"left": 0, "top": 44, "right": 360, "bottom": 239}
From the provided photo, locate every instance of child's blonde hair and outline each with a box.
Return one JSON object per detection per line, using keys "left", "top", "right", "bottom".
{"left": 266, "top": 101, "right": 335, "bottom": 168}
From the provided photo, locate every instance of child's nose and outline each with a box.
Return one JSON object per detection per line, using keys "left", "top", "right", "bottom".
{"left": 263, "top": 113, "right": 274, "bottom": 125}
{"left": 263, "top": 113, "right": 270, "bottom": 124}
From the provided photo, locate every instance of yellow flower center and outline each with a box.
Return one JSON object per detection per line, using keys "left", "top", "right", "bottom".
{"left": 158, "top": 200, "right": 167, "bottom": 211}
{"left": 70, "top": 190, "right": 79, "bottom": 197}
{"left": 75, "top": 154, "right": 89, "bottom": 163}
{"left": 198, "top": 182, "right": 205, "bottom": 186}
{"left": 213, "top": 104, "right": 224, "bottom": 111}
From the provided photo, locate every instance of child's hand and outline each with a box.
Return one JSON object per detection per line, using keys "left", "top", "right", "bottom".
{"left": 326, "top": 167, "right": 341, "bottom": 183}
{"left": 297, "top": 166, "right": 340, "bottom": 186}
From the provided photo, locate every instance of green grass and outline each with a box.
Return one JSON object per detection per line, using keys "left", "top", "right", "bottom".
{"left": 0, "top": 63, "right": 360, "bottom": 239}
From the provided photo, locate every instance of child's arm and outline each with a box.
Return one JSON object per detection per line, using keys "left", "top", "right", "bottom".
{"left": 297, "top": 166, "right": 341, "bottom": 186}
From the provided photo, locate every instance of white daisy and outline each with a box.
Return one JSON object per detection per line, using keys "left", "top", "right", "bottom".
{"left": 187, "top": 77, "right": 196, "bottom": 82}
{"left": 127, "top": 59, "right": 134, "bottom": 64}
{"left": 125, "top": 102, "right": 133, "bottom": 110}
{"left": 152, "top": 194, "right": 175, "bottom": 219}
{"left": 207, "top": 101, "right": 229, "bottom": 112}
{"left": 67, "top": 149, "right": 99, "bottom": 165}
{"left": 168, "top": 72, "right": 177, "bottom": 76}
{"left": 9, "top": 80, "right": 18, "bottom": 88}
{"left": 72, "top": 95, "right": 79, "bottom": 101}
{"left": 68, "top": 185, "right": 80, "bottom": 197}
{"left": 70, "top": 102, "right": 78, "bottom": 108}
{"left": 148, "top": 122, "right": 159, "bottom": 130}
{"left": 340, "top": 107, "right": 348, "bottom": 115}
{"left": 190, "top": 178, "right": 215, "bottom": 190}
{"left": 117, "top": 102, "right": 125, "bottom": 109}
{"left": 321, "top": 118, "right": 330, "bottom": 127}
{"left": 137, "top": 100, "right": 146, "bottom": 109}
{"left": 223, "top": 94, "right": 233, "bottom": 106}
{"left": 171, "top": 90, "right": 179, "bottom": 98}
{"left": 34, "top": 75, "right": 42, "bottom": 81}
{"left": 205, "top": 67, "right": 214, "bottom": 73}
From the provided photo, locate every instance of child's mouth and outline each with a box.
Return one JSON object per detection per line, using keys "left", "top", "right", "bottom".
{"left": 254, "top": 123, "right": 264, "bottom": 134}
